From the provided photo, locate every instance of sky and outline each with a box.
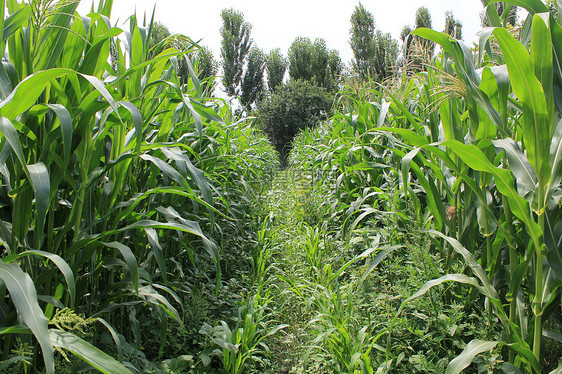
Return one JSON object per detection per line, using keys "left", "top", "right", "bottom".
{"left": 77, "top": 0, "right": 487, "bottom": 64}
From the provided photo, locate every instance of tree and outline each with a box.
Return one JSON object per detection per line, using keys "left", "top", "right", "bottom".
{"left": 288, "top": 37, "right": 342, "bottom": 90}
{"left": 413, "top": 6, "right": 434, "bottom": 70}
{"left": 194, "top": 46, "right": 218, "bottom": 94}
{"left": 148, "top": 22, "right": 171, "bottom": 58}
{"left": 373, "top": 30, "right": 399, "bottom": 82}
{"left": 256, "top": 80, "right": 333, "bottom": 163}
{"left": 400, "top": 24, "right": 414, "bottom": 68}
{"left": 444, "top": 11, "right": 463, "bottom": 39}
{"left": 265, "top": 48, "right": 287, "bottom": 91}
{"left": 240, "top": 47, "right": 266, "bottom": 109}
{"left": 220, "top": 8, "right": 252, "bottom": 96}
{"left": 349, "top": 4, "right": 398, "bottom": 83}
{"left": 288, "top": 36, "right": 314, "bottom": 82}
{"left": 349, "top": 3, "right": 377, "bottom": 81}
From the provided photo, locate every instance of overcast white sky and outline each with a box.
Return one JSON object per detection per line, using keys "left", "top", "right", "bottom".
{"left": 77, "top": 0, "right": 487, "bottom": 64}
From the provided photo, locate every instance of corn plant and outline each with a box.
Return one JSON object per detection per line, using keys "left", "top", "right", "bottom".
{"left": 373, "top": 0, "right": 562, "bottom": 371}
{"left": 0, "top": 0, "right": 278, "bottom": 372}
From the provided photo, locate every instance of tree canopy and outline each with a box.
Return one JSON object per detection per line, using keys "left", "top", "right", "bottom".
{"left": 288, "top": 37, "right": 342, "bottom": 91}
{"left": 265, "top": 48, "right": 287, "bottom": 91}
{"left": 240, "top": 47, "right": 266, "bottom": 109}
{"left": 220, "top": 8, "right": 252, "bottom": 96}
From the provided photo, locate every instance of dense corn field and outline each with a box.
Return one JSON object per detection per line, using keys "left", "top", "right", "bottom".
{"left": 0, "top": 0, "right": 561, "bottom": 373}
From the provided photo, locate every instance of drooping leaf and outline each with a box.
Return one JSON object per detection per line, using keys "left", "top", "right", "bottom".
{"left": 446, "top": 340, "right": 499, "bottom": 374}
{"left": 0, "top": 261, "right": 54, "bottom": 374}
{"left": 49, "top": 329, "right": 133, "bottom": 374}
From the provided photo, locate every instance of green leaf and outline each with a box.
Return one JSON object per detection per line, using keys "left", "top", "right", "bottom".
{"left": 494, "top": 27, "right": 550, "bottom": 192}
{"left": 446, "top": 340, "right": 499, "bottom": 374}
{"left": 0, "top": 261, "right": 54, "bottom": 374}
{"left": 0, "top": 68, "right": 73, "bottom": 118}
{"left": 27, "top": 162, "right": 50, "bottom": 249}
{"left": 441, "top": 140, "right": 543, "bottom": 250}
{"left": 49, "top": 329, "right": 133, "bottom": 374}
{"left": 44, "top": 104, "right": 72, "bottom": 165}
{"left": 102, "top": 242, "right": 139, "bottom": 295}
{"left": 2, "top": 5, "right": 29, "bottom": 41}
{"left": 492, "top": 139, "right": 537, "bottom": 194}
{"left": 3, "top": 250, "right": 75, "bottom": 308}
{"left": 0, "top": 116, "right": 26, "bottom": 169}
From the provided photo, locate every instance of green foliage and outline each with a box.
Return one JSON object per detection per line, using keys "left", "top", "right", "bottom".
{"left": 349, "top": 3, "right": 377, "bottom": 81}
{"left": 194, "top": 45, "right": 218, "bottom": 93}
{"left": 288, "top": 37, "right": 342, "bottom": 91}
{"left": 265, "top": 48, "right": 287, "bottom": 91}
{"left": 350, "top": 3, "right": 399, "bottom": 83}
{"left": 256, "top": 80, "right": 333, "bottom": 162}
{"left": 220, "top": 8, "right": 252, "bottom": 96}
{"left": 240, "top": 47, "right": 266, "bottom": 110}
{"left": 0, "top": 1, "right": 280, "bottom": 372}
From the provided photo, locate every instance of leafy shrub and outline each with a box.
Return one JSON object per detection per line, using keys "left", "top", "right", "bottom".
{"left": 256, "top": 80, "right": 333, "bottom": 164}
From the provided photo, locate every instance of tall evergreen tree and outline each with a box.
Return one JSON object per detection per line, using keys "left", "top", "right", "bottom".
{"left": 349, "top": 3, "right": 377, "bottom": 81}
{"left": 240, "top": 47, "right": 266, "bottom": 109}
{"left": 220, "top": 8, "right": 252, "bottom": 96}
{"left": 265, "top": 48, "right": 287, "bottom": 91}
{"left": 400, "top": 24, "right": 414, "bottom": 68}
{"left": 349, "top": 3, "right": 398, "bottom": 83}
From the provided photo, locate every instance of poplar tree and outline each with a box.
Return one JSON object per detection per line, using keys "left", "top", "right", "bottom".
{"left": 350, "top": 3, "right": 398, "bottom": 82}
{"left": 288, "top": 37, "right": 342, "bottom": 90}
{"left": 240, "top": 47, "right": 266, "bottom": 109}
{"left": 266, "top": 48, "right": 287, "bottom": 91}
{"left": 220, "top": 8, "right": 252, "bottom": 96}
{"left": 349, "top": 3, "right": 377, "bottom": 81}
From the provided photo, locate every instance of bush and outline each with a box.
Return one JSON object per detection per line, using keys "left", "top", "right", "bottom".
{"left": 255, "top": 80, "right": 333, "bottom": 164}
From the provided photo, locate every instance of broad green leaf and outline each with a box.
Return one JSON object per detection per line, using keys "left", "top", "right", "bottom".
{"left": 491, "top": 0, "right": 548, "bottom": 14}
{"left": 531, "top": 14, "right": 553, "bottom": 114}
{"left": 494, "top": 27, "right": 550, "bottom": 192}
{"left": 0, "top": 68, "right": 72, "bottom": 118}
{"left": 441, "top": 140, "right": 543, "bottom": 250}
{"left": 145, "top": 228, "right": 167, "bottom": 283}
{"left": 446, "top": 340, "right": 499, "bottom": 374}
{"left": 97, "top": 318, "right": 123, "bottom": 363}
{"left": 0, "top": 324, "right": 30, "bottom": 334}
{"left": 49, "top": 329, "right": 133, "bottom": 374}
{"left": 544, "top": 212, "right": 562, "bottom": 280}
{"left": 27, "top": 162, "right": 49, "bottom": 249}
{"left": 118, "top": 100, "right": 143, "bottom": 153}
{"left": 43, "top": 104, "right": 72, "bottom": 165}
{"left": 0, "top": 261, "right": 54, "bottom": 374}
{"left": 492, "top": 139, "right": 537, "bottom": 193}
{"left": 2, "top": 5, "right": 29, "bottom": 41}
{"left": 549, "top": 117, "right": 562, "bottom": 201}
{"left": 2, "top": 250, "right": 75, "bottom": 308}
{"left": 102, "top": 242, "right": 139, "bottom": 295}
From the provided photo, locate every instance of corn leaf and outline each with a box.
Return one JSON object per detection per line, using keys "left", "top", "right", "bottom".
{"left": 49, "top": 329, "right": 133, "bottom": 374}
{"left": 0, "top": 261, "right": 54, "bottom": 374}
